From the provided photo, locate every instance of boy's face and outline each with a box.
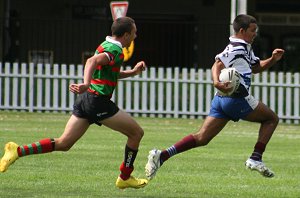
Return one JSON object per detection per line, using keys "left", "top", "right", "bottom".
{"left": 242, "top": 23, "right": 258, "bottom": 44}
{"left": 124, "top": 24, "right": 137, "bottom": 48}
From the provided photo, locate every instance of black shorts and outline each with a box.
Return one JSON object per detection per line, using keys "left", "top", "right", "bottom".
{"left": 72, "top": 92, "right": 119, "bottom": 125}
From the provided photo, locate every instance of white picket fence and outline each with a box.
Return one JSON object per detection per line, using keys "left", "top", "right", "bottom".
{"left": 0, "top": 62, "right": 299, "bottom": 124}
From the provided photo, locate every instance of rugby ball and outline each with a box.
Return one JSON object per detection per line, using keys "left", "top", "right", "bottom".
{"left": 218, "top": 67, "right": 240, "bottom": 96}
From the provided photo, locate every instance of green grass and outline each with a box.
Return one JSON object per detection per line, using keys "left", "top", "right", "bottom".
{"left": 0, "top": 111, "right": 299, "bottom": 198}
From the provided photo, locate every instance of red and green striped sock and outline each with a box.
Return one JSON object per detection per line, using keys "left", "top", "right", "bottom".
{"left": 17, "top": 138, "right": 55, "bottom": 157}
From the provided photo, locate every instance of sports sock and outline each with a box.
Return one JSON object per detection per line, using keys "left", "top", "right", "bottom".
{"left": 17, "top": 138, "right": 55, "bottom": 157}
{"left": 119, "top": 145, "right": 138, "bottom": 180}
{"left": 250, "top": 141, "right": 266, "bottom": 161}
{"left": 119, "top": 162, "right": 133, "bottom": 180}
{"left": 160, "top": 134, "right": 197, "bottom": 164}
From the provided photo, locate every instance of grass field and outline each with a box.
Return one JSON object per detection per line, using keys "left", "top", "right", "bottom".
{"left": 0, "top": 111, "right": 299, "bottom": 198}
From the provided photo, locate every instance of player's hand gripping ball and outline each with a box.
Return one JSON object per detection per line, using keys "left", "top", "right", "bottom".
{"left": 218, "top": 67, "right": 240, "bottom": 96}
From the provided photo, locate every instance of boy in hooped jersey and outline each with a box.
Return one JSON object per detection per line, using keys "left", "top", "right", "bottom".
{"left": 0, "top": 17, "right": 148, "bottom": 189}
{"left": 146, "top": 14, "right": 284, "bottom": 180}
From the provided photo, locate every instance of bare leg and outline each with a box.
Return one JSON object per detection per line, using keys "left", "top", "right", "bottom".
{"left": 244, "top": 101, "right": 278, "bottom": 177}
{"left": 100, "top": 110, "right": 144, "bottom": 150}
{"left": 193, "top": 116, "right": 229, "bottom": 146}
{"left": 243, "top": 101, "right": 279, "bottom": 144}
{"left": 145, "top": 116, "right": 229, "bottom": 179}
{"left": 101, "top": 109, "right": 144, "bottom": 181}
{"left": 159, "top": 116, "right": 229, "bottom": 163}
{"left": 0, "top": 115, "right": 90, "bottom": 172}
{"left": 54, "top": 115, "right": 90, "bottom": 151}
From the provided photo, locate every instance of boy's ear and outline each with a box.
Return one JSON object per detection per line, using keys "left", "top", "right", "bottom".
{"left": 124, "top": 32, "right": 129, "bottom": 39}
{"left": 239, "top": 28, "right": 246, "bottom": 34}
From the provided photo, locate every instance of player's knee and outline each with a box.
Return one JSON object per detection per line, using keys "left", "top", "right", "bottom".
{"left": 135, "top": 127, "right": 144, "bottom": 140}
{"left": 198, "top": 139, "right": 211, "bottom": 146}
{"left": 273, "top": 114, "right": 279, "bottom": 125}
{"left": 129, "top": 127, "right": 144, "bottom": 143}
{"left": 193, "top": 134, "right": 211, "bottom": 146}
{"left": 55, "top": 139, "right": 74, "bottom": 151}
{"left": 59, "top": 144, "right": 73, "bottom": 152}
{"left": 267, "top": 112, "right": 279, "bottom": 126}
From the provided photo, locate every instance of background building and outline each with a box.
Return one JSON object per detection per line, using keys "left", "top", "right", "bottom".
{"left": 1, "top": 0, "right": 300, "bottom": 71}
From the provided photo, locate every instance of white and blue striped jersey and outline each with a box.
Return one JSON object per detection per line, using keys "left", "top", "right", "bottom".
{"left": 215, "top": 37, "right": 260, "bottom": 93}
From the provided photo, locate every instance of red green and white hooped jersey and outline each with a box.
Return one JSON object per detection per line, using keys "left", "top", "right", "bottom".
{"left": 88, "top": 36, "right": 124, "bottom": 97}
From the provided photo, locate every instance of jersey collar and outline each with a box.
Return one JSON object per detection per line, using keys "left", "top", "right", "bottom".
{"left": 229, "top": 36, "right": 250, "bottom": 45}
{"left": 106, "top": 36, "right": 123, "bottom": 48}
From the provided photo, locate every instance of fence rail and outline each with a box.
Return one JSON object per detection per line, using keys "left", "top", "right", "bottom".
{"left": 0, "top": 62, "right": 299, "bottom": 124}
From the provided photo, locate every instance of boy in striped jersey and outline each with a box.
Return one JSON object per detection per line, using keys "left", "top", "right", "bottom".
{"left": 0, "top": 17, "right": 148, "bottom": 189}
{"left": 146, "top": 14, "right": 285, "bottom": 179}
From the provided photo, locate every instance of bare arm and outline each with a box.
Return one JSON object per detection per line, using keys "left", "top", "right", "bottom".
{"left": 69, "top": 53, "right": 109, "bottom": 94}
{"left": 252, "top": 48, "right": 285, "bottom": 74}
{"left": 119, "top": 61, "right": 147, "bottom": 79}
{"left": 211, "top": 59, "right": 233, "bottom": 93}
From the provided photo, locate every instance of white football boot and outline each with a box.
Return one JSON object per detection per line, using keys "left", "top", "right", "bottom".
{"left": 145, "top": 149, "right": 162, "bottom": 180}
{"left": 245, "top": 158, "right": 274, "bottom": 178}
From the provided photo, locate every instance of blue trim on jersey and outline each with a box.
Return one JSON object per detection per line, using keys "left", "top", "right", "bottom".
{"left": 240, "top": 74, "right": 251, "bottom": 86}
{"left": 215, "top": 37, "right": 260, "bottom": 93}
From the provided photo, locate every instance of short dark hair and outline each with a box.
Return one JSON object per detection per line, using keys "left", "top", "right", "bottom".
{"left": 233, "top": 14, "right": 257, "bottom": 33}
{"left": 111, "top": 17, "right": 135, "bottom": 37}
